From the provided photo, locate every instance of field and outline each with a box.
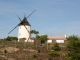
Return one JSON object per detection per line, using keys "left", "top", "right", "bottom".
{"left": 0, "top": 40, "right": 67, "bottom": 60}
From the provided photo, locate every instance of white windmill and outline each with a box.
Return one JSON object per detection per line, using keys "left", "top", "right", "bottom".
{"left": 8, "top": 9, "right": 36, "bottom": 42}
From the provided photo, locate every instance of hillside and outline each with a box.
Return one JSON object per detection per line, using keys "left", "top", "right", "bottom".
{"left": 0, "top": 40, "right": 68, "bottom": 60}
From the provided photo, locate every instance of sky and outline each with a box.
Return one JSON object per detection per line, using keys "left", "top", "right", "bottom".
{"left": 0, "top": 0, "right": 80, "bottom": 38}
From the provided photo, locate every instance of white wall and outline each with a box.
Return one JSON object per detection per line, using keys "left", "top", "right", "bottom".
{"left": 47, "top": 40, "right": 64, "bottom": 43}
{"left": 18, "top": 25, "right": 30, "bottom": 42}
{"left": 47, "top": 40, "right": 52, "bottom": 43}
{"left": 56, "top": 40, "right": 64, "bottom": 43}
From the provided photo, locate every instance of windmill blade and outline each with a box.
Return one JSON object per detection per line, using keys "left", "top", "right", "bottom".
{"left": 12, "top": 9, "right": 30, "bottom": 34}
{"left": 23, "top": 24, "right": 31, "bottom": 42}
{"left": 27, "top": 9, "right": 36, "bottom": 18}
{"left": 12, "top": 9, "right": 21, "bottom": 21}
{"left": 24, "top": 9, "right": 36, "bottom": 33}
{"left": 8, "top": 23, "right": 30, "bottom": 34}
{"left": 25, "top": 10, "right": 36, "bottom": 42}
{"left": 27, "top": 34, "right": 31, "bottom": 42}
{"left": 23, "top": 24, "right": 30, "bottom": 33}
{"left": 8, "top": 24, "right": 19, "bottom": 34}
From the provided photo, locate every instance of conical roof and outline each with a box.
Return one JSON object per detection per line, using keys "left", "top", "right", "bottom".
{"left": 19, "top": 17, "right": 31, "bottom": 26}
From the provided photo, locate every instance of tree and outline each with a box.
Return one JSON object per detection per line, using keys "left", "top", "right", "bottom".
{"left": 30, "top": 30, "right": 39, "bottom": 37}
{"left": 36, "top": 34, "right": 48, "bottom": 44}
{"left": 6, "top": 36, "right": 18, "bottom": 41}
{"left": 49, "top": 43, "right": 61, "bottom": 59}
{"left": 66, "top": 35, "right": 80, "bottom": 60}
{"left": 6, "top": 36, "right": 11, "bottom": 41}
{"left": 52, "top": 43, "right": 61, "bottom": 51}
{"left": 40, "top": 35, "right": 48, "bottom": 44}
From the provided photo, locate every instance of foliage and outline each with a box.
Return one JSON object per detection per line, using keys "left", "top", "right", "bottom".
{"left": 36, "top": 35, "right": 48, "bottom": 44}
{"left": 6, "top": 36, "right": 18, "bottom": 41}
{"left": 66, "top": 35, "right": 80, "bottom": 60}
{"left": 49, "top": 43, "right": 61, "bottom": 58}
{"left": 52, "top": 43, "right": 61, "bottom": 51}
{"left": 30, "top": 30, "right": 39, "bottom": 35}
{"left": 49, "top": 51, "right": 60, "bottom": 57}
{"left": 36, "top": 35, "right": 41, "bottom": 40}
{"left": 31, "top": 30, "right": 47, "bottom": 44}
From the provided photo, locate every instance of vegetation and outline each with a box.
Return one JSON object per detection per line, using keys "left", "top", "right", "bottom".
{"left": 49, "top": 43, "right": 61, "bottom": 59}
{"left": 30, "top": 30, "right": 39, "bottom": 36}
{"left": 66, "top": 35, "right": 80, "bottom": 60}
{"left": 36, "top": 34, "right": 48, "bottom": 44}
{"left": 49, "top": 51, "right": 60, "bottom": 57}
{"left": 5, "top": 36, "right": 18, "bottom": 41}
{"left": 0, "top": 35, "right": 80, "bottom": 60}
{"left": 52, "top": 43, "right": 61, "bottom": 51}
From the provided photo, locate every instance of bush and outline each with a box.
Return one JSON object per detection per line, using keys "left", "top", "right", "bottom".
{"left": 66, "top": 35, "right": 80, "bottom": 60}
{"left": 52, "top": 43, "right": 61, "bottom": 51}
{"left": 49, "top": 51, "right": 60, "bottom": 57}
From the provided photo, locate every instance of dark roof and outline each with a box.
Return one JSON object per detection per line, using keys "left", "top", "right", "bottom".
{"left": 19, "top": 17, "right": 31, "bottom": 26}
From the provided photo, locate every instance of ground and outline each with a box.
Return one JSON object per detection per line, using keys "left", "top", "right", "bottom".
{"left": 0, "top": 40, "right": 67, "bottom": 60}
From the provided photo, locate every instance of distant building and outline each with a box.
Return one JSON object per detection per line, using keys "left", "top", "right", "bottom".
{"left": 47, "top": 34, "right": 67, "bottom": 43}
{"left": 30, "top": 34, "right": 67, "bottom": 43}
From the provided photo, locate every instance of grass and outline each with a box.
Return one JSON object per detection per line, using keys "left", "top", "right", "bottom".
{"left": 0, "top": 40, "right": 67, "bottom": 60}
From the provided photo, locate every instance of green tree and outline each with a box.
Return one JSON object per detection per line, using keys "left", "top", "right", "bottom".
{"left": 66, "top": 35, "right": 80, "bottom": 60}
{"left": 49, "top": 43, "right": 61, "bottom": 59}
{"left": 52, "top": 43, "right": 61, "bottom": 51}
{"left": 49, "top": 51, "right": 60, "bottom": 57}
{"left": 40, "top": 35, "right": 48, "bottom": 44}
{"left": 6, "top": 36, "right": 18, "bottom": 41}
{"left": 36, "top": 34, "right": 48, "bottom": 44}
{"left": 30, "top": 30, "right": 39, "bottom": 37}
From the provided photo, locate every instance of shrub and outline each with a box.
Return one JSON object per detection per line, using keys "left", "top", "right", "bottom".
{"left": 52, "top": 43, "right": 61, "bottom": 51}
{"left": 49, "top": 51, "right": 60, "bottom": 57}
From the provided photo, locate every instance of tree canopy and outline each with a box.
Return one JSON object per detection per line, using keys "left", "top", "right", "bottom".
{"left": 30, "top": 30, "right": 39, "bottom": 35}
{"left": 6, "top": 36, "right": 18, "bottom": 41}
{"left": 36, "top": 34, "right": 48, "bottom": 44}
{"left": 66, "top": 35, "right": 80, "bottom": 60}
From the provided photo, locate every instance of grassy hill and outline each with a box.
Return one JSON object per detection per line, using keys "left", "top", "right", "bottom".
{"left": 0, "top": 40, "right": 67, "bottom": 60}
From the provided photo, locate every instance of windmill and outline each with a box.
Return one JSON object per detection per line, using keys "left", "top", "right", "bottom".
{"left": 8, "top": 9, "right": 36, "bottom": 42}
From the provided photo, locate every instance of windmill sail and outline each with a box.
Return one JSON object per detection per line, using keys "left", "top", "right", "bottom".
{"left": 8, "top": 9, "right": 36, "bottom": 42}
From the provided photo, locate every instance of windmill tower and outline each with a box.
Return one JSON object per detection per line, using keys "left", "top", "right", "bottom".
{"left": 8, "top": 9, "right": 36, "bottom": 42}
{"left": 18, "top": 17, "right": 31, "bottom": 42}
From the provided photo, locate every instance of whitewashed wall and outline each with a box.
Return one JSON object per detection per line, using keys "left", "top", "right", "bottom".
{"left": 18, "top": 25, "right": 30, "bottom": 42}
{"left": 56, "top": 40, "right": 64, "bottom": 43}
{"left": 47, "top": 40, "right": 52, "bottom": 43}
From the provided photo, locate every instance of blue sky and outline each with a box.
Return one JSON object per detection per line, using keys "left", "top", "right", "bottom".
{"left": 0, "top": 0, "right": 80, "bottom": 38}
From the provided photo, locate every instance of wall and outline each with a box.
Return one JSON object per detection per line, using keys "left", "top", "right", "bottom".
{"left": 18, "top": 25, "right": 30, "bottom": 42}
